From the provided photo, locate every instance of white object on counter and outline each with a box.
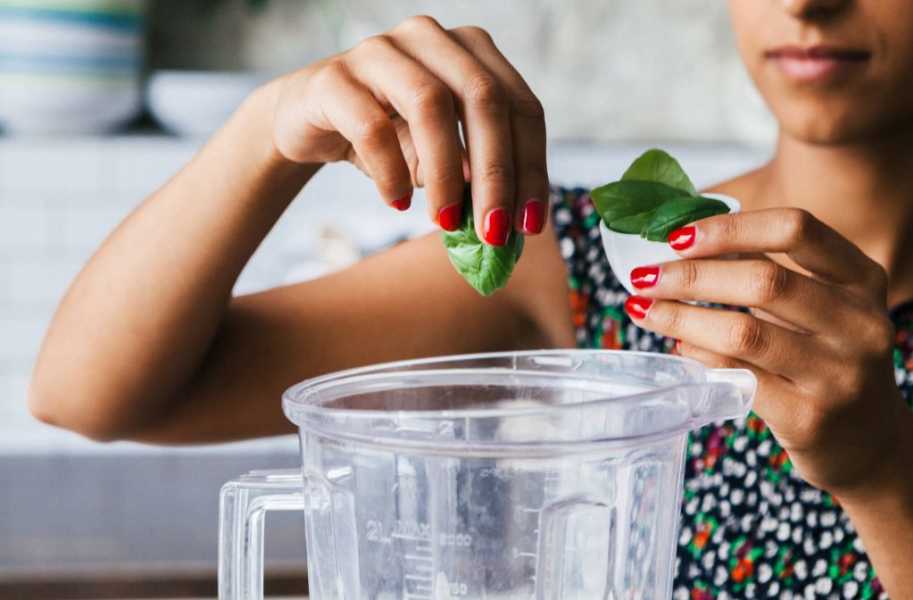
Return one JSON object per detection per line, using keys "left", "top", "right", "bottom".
{"left": 146, "top": 70, "right": 269, "bottom": 138}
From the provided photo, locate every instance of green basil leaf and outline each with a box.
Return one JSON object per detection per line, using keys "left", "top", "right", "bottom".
{"left": 442, "top": 192, "right": 525, "bottom": 296}
{"left": 590, "top": 180, "right": 685, "bottom": 224}
{"left": 640, "top": 195, "right": 729, "bottom": 242}
{"left": 621, "top": 148, "right": 697, "bottom": 195}
{"left": 608, "top": 211, "right": 656, "bottom": 234}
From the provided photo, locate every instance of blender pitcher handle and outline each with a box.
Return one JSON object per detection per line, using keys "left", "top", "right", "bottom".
{"left": 692, "top": 368, "right": 757, "bottom": 426}
{"left": 219, "top": 469, "right": 305, "bottom": 600}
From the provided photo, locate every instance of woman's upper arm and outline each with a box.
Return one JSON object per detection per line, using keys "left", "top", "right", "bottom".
{"left": 132, "top": 226, "right": 573, "bottom": 444}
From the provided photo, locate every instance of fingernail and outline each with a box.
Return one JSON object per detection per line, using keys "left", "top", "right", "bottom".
{"left": 391, "top": 190, "right": 413, "bottom": 212}
{"left": 483, "top": 208, "right": 510, "bottom": 246}
{"left": 438, "top": 202, "right": 463, "bottom": 232}
{"left": 521, "top": 199, "right": 545, "bottom": 234}
{"left": 624, "top": 296, "right": 654, "bottom": 320}
{"left": 668, "top": 225, "right": 696, "bottom": 250}
{"left": 630, "top": 265, "right": 660, "bottom": 289}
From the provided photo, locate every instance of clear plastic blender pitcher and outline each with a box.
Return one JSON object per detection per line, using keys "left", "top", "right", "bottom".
{"left": 219, "top": 350, "right": 755, "bottom": 600}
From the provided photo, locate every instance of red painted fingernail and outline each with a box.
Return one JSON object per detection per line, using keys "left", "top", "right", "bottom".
{"left": 483, "top": 208, "right": 510, "bottom": 246}
{"left": 668, "top": 225, "right": 696, "bottom": 250}
{"left": 438, "top": 202, "right": 463, "bottom": 231}
{"left": 391, "top": 190, "right": 413, "bottom": 211}
{"left": 624, "top": 296, "right": 654, "bottom": 320}
{"left": 630, "top": 265, "right": 660, "bottom": 289}
{"left": 521, "top": 199, "right": 545, "bottom": 234}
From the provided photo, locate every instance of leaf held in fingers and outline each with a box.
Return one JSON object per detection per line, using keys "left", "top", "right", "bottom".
{"left": 621, "top": 148, "right": 698, "bottom": 195}
{"left": 640, "top": 195, "right": 729, "bottom": 242}
{"left": 608, "top": 210, "right": 656, "bottom": 234}
{"left": 590, "top": 148, "right": 732, "bottom": 240}
{"left": 442, "top": 187, "right": 525, "bottom": 296}
{"left": 590, "top": 180, "right": 683, "bottom": 226}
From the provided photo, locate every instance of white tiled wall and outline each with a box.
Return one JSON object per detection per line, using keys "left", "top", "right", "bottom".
{"left": 1, "top": 139, "right": 181, "bottom": 447}
{"left": 0, "top": 135, "right": 440, "bottom": 449}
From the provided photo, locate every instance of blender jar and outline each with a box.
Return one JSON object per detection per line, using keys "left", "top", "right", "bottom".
{"left": 219, "top": 350, "right": 755, "bottom": 599}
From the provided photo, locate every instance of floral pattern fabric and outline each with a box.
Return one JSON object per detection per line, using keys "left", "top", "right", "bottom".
{"left": 551, "top": 186, "right": 910, "bottom": 599}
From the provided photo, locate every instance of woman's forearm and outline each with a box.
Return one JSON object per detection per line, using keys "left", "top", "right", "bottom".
{"left": 29, "top": 79, "right": 318, "bottom": 440}
{"left": 838, "top": 409, "right": 913, "bottom": 597}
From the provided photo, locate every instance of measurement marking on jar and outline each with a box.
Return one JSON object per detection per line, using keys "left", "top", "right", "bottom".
{"left": 510, "top": 472, "right": 562, "bottom": 599}
{"left": 367, "top": 519, "right": 475, "bottom": 598}
{"left": 405, "top": 554, "right": 433, "bottom": 561}
{"left": 403, "top": 571, "right": 434, "bottom": 600}
{"left": 391, "top": 533, "right": 427, "bottom": 542}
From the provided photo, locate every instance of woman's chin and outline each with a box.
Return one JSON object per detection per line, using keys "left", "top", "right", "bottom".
{"left": 774, "top": 103, "right": 901, "bottom": 146}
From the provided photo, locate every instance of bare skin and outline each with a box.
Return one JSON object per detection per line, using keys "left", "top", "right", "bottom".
{"left": 29, "top": 2, "right": 913, "bottom": 596}
{"left": 28, "top": 78, "right": 574, "bottom": 444}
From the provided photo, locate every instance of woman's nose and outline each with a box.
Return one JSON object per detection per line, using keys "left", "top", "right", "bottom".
{"left": 780, "top": 0, "right": 850, "bottom": 18}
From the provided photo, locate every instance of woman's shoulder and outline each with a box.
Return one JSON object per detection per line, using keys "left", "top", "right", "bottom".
{"left": 702, "top": 166, "right": 767, "bottom": 205}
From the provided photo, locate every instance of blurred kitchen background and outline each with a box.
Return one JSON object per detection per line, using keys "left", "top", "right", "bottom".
{"left": 0, "top": 0, "right": 774, "bottom": 598}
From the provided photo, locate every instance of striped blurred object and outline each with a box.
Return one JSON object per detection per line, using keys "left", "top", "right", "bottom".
{"left": 0, "top": 0, "right": 145, "bottom": 135}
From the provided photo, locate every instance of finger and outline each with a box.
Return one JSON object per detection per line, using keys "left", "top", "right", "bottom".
{"left": 749, "top": 307, "right": 807, "bottom": 333}
{"left": 625, "top": 297, "right": 820, "bottom": 380}
{"left": 390, "top": 116, "right": 421, "bottom": 186}
{"left": 311, "top": 62, "right": 413, "bottom": 208}
{"left": 675, "top": 340, "right": 799, "bottom": 435}
{"left": 631, "top": 258, "right": 857, "bottom": 334}
{"left": 456, "top": 121, "right": 472, "bottom": 181}
{"left": 344, "top": 32, "right": 466, "bottom": 227}
{"left": 449, "top": 26, "right": 549, "bottom": 235}
{"left": 670, "top": 208, "right": 887, "bottom": 299}
{"left": 390, "top": 16, "right": 515, "bottom": 245}
{"left": 390, "top": 115, "right": 471, "bottom": 189}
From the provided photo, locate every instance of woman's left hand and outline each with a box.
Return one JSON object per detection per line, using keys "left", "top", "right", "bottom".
{"left": 624, "top": 207, "right": 913, "bottom": 499}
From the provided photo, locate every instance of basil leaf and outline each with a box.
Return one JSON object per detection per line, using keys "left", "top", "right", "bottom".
{"left": 608, "top": 210, "right": 657, "bottom": 234}
{"left": 590, "top": 148, "right": 730, "bottom": 241}
{"left": 621, "top": 148, "right": 697, "bottom": 195}
{"left": 590, "top": 180, "right": 684, "bottom": 224}
{"left": 442, "top": 193, "right": 525, "bottom": 296}
{"left": 640, "top": 195, "right": 729, "bottom": 242}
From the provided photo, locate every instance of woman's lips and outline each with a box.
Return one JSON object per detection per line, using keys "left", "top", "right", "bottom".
{"left": 765, "top": 45, "right": 870, "bottom": 84}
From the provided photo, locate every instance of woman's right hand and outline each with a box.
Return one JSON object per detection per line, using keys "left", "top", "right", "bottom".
{"left": 271, "top": 15, "right": 549, "bottom": 245}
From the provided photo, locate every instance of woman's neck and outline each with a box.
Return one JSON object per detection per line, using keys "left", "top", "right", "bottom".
{"left": 750, "top": 131, "right": 913, "bottom": 306}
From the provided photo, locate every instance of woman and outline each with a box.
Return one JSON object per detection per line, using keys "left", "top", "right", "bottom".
{"left": 29, "top": 0, "right": 913, "bottom": 597}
